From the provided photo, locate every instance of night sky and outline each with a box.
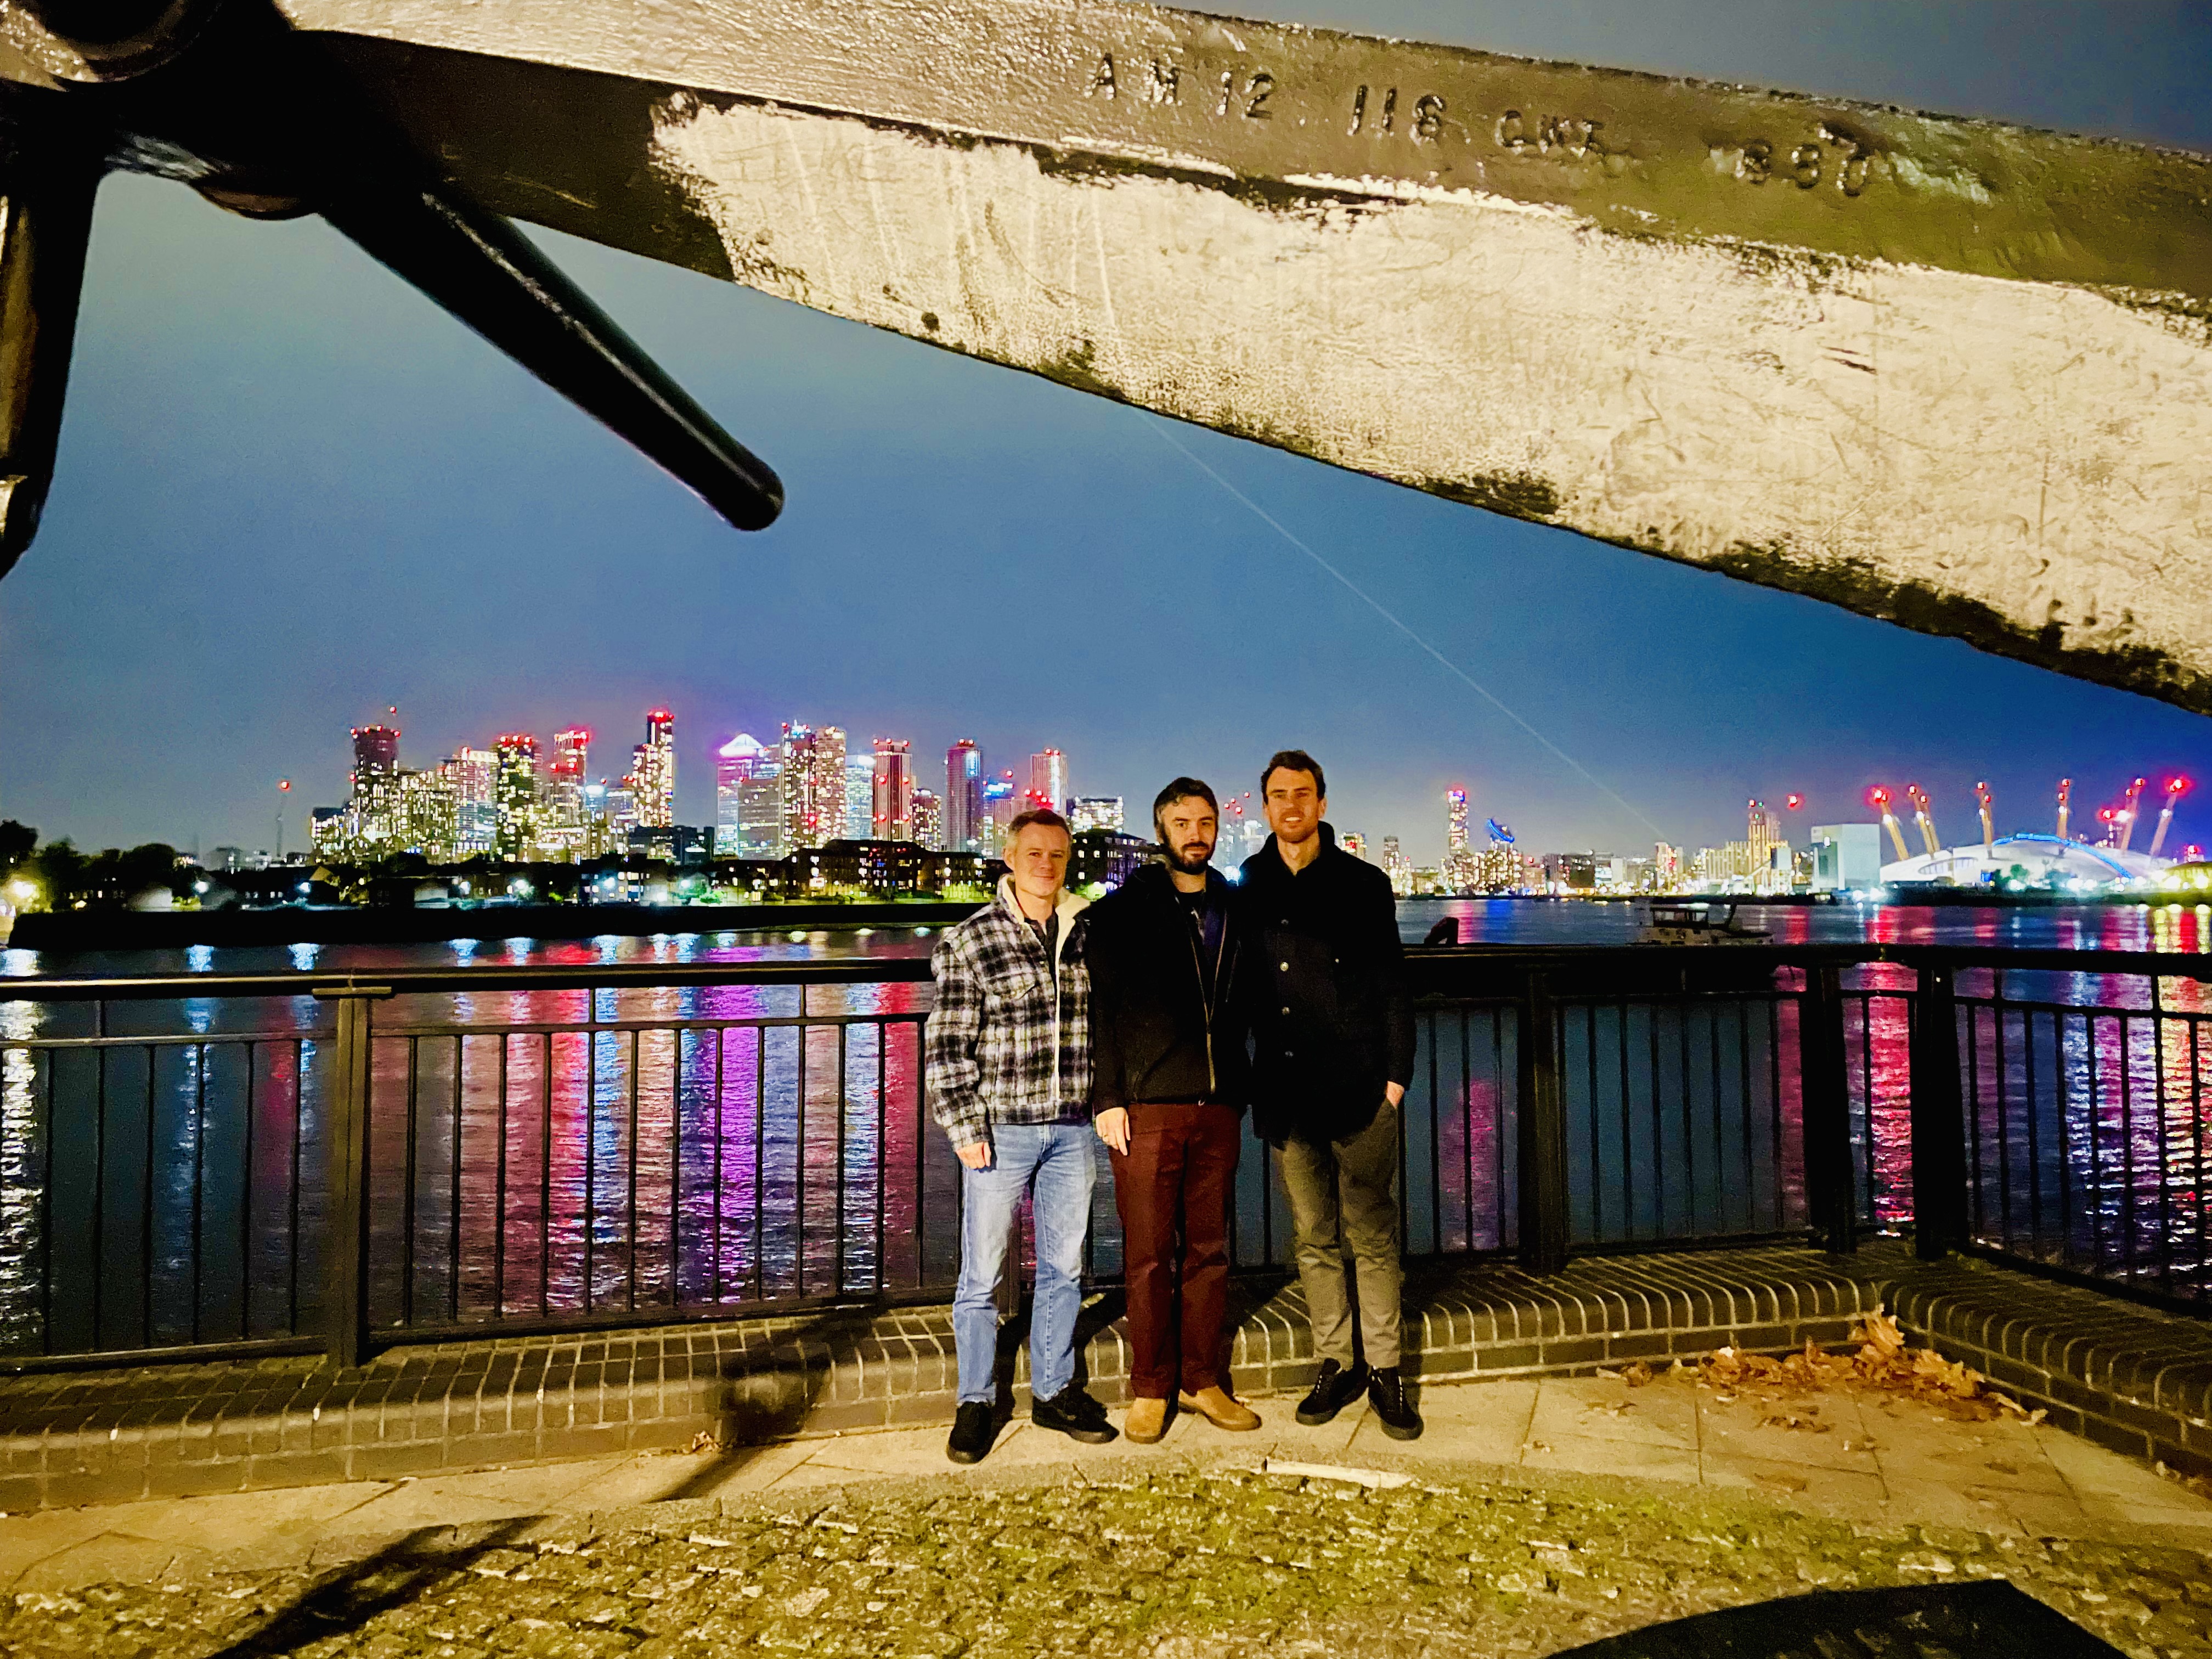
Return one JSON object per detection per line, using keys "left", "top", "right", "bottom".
{"left": 5, "top": 2, "right": 2210, "bottom": 865}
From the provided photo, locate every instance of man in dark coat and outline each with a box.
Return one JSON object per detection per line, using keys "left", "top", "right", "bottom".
{"left": 1088, "top": 778, "right": 1262, "bottom": 1443}
{"left": 1242, "top": 749, "right": 1421, "bottom": 1438}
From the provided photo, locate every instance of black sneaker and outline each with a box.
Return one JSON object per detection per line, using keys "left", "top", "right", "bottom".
{"left": 1295, "top": 1359, "right": 1369, "bottom": 1426}
{"left": 946, "top": 1401, "right": 996, "bottom": 1464}
{"left": 1031, "top": 1386, "right": 1118, "bottom": 1444}
{"left": 1368, "top": 1367, "right": 1424, "bottom": 1441}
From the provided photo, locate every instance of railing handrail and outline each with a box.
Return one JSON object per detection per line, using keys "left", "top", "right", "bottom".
{"left": 0, "top": 957, "right": 939, "bottom": 1001}
{"left": 4, "top": 938, "right": 2211, "bottom": 1002}
{"left": 1418, "top": 941, "right": 2212, "bottom": 977}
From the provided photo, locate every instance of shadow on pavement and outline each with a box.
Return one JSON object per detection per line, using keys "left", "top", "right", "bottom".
{"left": 206, "top": 1517, "right": 534, "bottom": 1659}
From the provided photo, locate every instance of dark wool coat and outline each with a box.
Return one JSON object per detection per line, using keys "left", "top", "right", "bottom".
{"left": 1240, "top": 825, "right": 1416, "bottom": 1145}
{"left": 1086, "top": 861, "right": 1252, "bottom": 1117}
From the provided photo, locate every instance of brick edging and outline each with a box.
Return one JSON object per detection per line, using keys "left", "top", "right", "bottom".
{"left": 11, "top": 1244, "right": 2208, "bottom": 1512}
{"left": 1893, "top": 1257, "right": 2212, "bottom": 1481}
{"left": 0, "top": 1247, "right": 1894, "bottom": 1513}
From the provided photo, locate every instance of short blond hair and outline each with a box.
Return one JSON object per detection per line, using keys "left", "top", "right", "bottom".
{"left": 1005, "top": 808, "right": 1071, "bottom": 844}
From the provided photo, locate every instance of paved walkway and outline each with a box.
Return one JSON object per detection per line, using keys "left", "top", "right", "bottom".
{"left": 0, "top": 1245, "right": 1896, "bottom": 1511}
{"left": 5, "top": 1365, "right": 2208, "bottom": 1596}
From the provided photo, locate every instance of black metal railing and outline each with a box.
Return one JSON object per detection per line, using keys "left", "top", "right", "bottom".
{"left": 3, "top": 940, "right": 2209, "bottom": 1369}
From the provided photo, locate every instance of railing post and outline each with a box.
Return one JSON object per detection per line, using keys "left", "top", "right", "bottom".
{"left": 317, "top": 986, "right": 391, "bottom": 1369}
{"left": 1908, "top": 961, "right": 1966, "bottom": 1260}
{"left": 1517, "top": 972, "right": 1568, "bottom": 1274}
{"left": 1801, "top": 964, "right": 1857, "bottom": 1254}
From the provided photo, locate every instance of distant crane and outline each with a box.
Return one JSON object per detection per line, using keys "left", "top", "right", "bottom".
{"left": 1869, "top": 788, "right": 1912, "bottom": 863}
{"left": 2118, "top": 777, "right": 2149, "bottom": 853}
{"left": 2151, "top": 776, "right": 2193, "bottom": 858}
{"left": 1905, "top": 785, "right": 1941, "bottom": 857}
{"left": 1975, "top": 782, "right": 1995, "bottom": 859}
{"left": 2056, "top": 778, "right": 2073, "bottom": 842}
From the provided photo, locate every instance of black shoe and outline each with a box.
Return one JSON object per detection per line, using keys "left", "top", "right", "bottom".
{"left": 1031, "top": 1386, "right": 1118, "bottom": 1444}
{"left": 1368, "top": 1367, "right": 1424, "bottom": 1441}
{"left": 946, "top": 1401, "right": 997, "bottom": 1464}
{"left": 1295, "top": 1359, "right": 1369, "bottom": 1426}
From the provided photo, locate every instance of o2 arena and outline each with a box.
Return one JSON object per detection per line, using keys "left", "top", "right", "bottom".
{"left": 1872, "top": 778, "right": 2196, "bottom": 892}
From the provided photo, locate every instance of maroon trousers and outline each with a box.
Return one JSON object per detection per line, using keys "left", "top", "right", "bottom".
{"left": 1108, "top": 1101, "right": 1242, "bottom": 1397}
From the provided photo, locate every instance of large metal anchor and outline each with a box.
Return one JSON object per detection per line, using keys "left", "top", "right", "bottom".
{"left": 5, "top": 2, "right": 2210, "bottom": 713}
{"left": 0, "top": 0, "right": 785, "bottom": 579}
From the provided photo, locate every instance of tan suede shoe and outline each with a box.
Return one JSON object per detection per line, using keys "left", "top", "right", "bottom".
{"left": 1124, "top": 1396, "right": 1170, "bottom": 1444}
{"left": 1178, "top": 1386, "right": 1261, "bottom": 1431}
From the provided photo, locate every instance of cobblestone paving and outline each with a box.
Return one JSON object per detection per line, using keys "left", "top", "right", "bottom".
{"left": 5, "top": 1459, "right": 2208, "bottom": 1659}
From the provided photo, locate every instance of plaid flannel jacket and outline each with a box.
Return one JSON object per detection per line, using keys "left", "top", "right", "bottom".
{"left": 926, "top": 878, "right": 1092, "bottom": 1151}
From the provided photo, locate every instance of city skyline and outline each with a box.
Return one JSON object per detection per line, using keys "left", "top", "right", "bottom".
{"left": 224, "top": 695, "right": 2212, "bottom": 890}
{"left": 2, "top": 6, "right": 2206, "bottom": 868}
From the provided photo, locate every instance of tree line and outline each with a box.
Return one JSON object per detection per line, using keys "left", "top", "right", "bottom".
{"left": 0, "top": 821, "right": 187, "bottom": 910}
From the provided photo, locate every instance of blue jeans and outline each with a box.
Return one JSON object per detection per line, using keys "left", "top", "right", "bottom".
{"left": 953, "top": 1122, "right": 1096, "bottom": 1405}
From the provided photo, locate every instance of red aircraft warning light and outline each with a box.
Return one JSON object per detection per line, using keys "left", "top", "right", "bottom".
{"left": 1785, "top": 793, "right": 1804, "bottom": 811}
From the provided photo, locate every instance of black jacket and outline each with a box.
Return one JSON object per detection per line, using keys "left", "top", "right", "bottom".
{"left": 1086, "top": 861, "right": 1250, "bottom": 1116}
{"left": 1241, "top": 825, "right": 1415, "bottom": 1144}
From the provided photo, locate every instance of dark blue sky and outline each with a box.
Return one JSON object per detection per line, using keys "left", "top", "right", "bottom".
{"left": 5, "top": 2, "right": 2210, "bottom": 864}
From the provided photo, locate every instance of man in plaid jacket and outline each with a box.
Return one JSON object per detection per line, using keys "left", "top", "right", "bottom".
{"left": 927, "top": 808, "right": 1116, "bottom": 1462}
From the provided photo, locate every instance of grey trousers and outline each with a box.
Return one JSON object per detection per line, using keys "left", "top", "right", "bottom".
{"left": 1274, "top": 1100, "right": 1402, "bottom": 1370}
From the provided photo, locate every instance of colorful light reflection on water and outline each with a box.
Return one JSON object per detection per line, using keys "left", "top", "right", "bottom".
{"left": 5, "top": 902, "right": 2212, "bottom": 1355}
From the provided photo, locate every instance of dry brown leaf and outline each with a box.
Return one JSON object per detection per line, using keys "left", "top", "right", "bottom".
{"left": 1622, "top": 1362, "right": 1654, "bottom": 1388}
{"left": 1685, "top": 1300, "right": 2022, "bottom": 1423}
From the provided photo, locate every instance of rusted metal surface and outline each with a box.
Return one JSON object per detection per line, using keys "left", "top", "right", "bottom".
{"left": 7, "top": 0, "right": 2211, "bottom": 709}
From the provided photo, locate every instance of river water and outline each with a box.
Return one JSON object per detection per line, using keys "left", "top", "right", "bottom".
{"left": 3, "top": 899, "right": 2207, "bottom": 1358}
{"left": 8, "top": 896, "right": 2212, "bottom": 980}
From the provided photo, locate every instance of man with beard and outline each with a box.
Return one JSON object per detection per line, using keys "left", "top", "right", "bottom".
{"left": 1244, "top": 749, "right": 1421, "bottom": 1439}
{"left": 1087, "top": 778, "right": 1261, "bottom": 1443}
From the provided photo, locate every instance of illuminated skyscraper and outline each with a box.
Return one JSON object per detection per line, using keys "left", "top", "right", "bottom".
{"left": 1443, "top": 787, "right": 1477, "bottom": 891}
{"left": 1380, "top": 834, "right": 1409, "bottom": 894}
{"left": 605, "top": 783, "right": 639, "bottom": 839}
{"left": 628, "top": 708, "right": 676, "bottom": 828}
{"left": 579, "top": 781, "right": 623, "bottom": 857}
{"left": 493, "top": 734, "right": 541, "bottom": 859}
{"left": 945, "top": 740, "right": 985, "bottom": 853}
{"left": 1220, "top": 792, "right": 1265, "bottom": 857}
{"left": 911, "top": 788, "right": 943, "bottom": 851}
{"left": 985, "top": 772, "right": 1018, "bottom": 838}
{"left": 737, "top": 744, "right": 784, "bottom": 857}
{"left": 780, "top": 722, "right": 847, "bottom": 850}
{"left": 1070, "top": 797, "right": 1124, "bottom": 834}
{"left": 444, "top": 748, "right": 499, "bottom": 855}
{"left": 1746, "top": 799, "right": 1780, "bottom": 867}
{"left": 399, "top": 769, "right": 459, "bottom": 860}
{"left": 845, "top": 754, "right": 876, "bottom": 839}
{"left": 352, "top": 724, "right": 400, "bottom": 777}
{"left": 714, "top": 732, "right": 770, "bottom": 855}
{"left": 541, "top": 727, "right": 589, "bottom": 854}
{"left": 1028, "top": 749, "right": 1070, "bottom": 814}
{"left": 872, "top": 738, "right": 915, "bottom": 842}
{"left": 1341, "top": 832, "right": 1367, "bottom": 859}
